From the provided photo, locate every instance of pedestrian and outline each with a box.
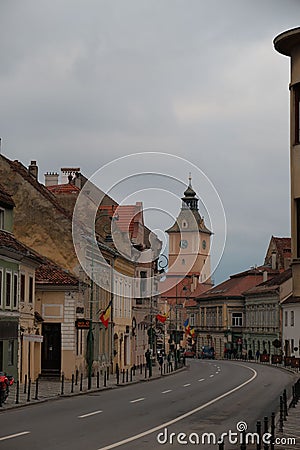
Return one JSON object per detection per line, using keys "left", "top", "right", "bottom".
{"left": 256, "top": 349, "right": 260, "bottom": 361}
{"left": 158, "top": 355, "right": 163, "bottom": 373}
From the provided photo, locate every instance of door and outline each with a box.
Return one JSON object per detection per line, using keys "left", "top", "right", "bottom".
{"left": 41, "top": 323, "right": 61, "bottom": 376}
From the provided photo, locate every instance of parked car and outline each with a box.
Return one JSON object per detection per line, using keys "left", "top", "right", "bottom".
{"left": 184, "top": 349, "right": 196, "bottom": 358}
{"left": 200, "top": 346, "right": 215, "bottom": 359}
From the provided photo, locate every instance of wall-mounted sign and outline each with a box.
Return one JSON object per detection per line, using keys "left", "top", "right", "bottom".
{"left": 75, "top": 319, "right": 90, "bottom": 329}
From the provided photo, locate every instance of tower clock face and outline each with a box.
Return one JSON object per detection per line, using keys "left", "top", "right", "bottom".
{"left": 179, "top": 239, "right": 188, "bottom": 249}
{"left": 202, "top": 240, "right": 206, "bottom": 250}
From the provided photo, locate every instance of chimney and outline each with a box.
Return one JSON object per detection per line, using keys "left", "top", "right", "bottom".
{"left": 44, "top": 172, "right": 59, "bottom": 187}
{"left": 271, "top": 251, "right": 277, "bottom": 270}
{"left": 74, "top": 172, "right": 81, "bottom": 189}
{"left": 28, "top": 160, "right": 38, "bottom": 179}
{"left": 263, "top": 271, "right": 268, "bottom": 282}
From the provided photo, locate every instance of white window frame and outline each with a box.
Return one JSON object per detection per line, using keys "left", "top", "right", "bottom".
{"left": 0, "top": 269, "right": 3, "bottom": 308}
{"left": 232, "top": 312, "right": 243, "bottom": 327}
{"left": 5, "top": 270, "right": 12, "bottom": 309}
{"left": 13, "top": 272, "right": 18, "bottom": 309}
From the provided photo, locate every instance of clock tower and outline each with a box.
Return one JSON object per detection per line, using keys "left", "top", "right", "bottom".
{"left": 166, "top": 175, "right": 212, "bottom": 283}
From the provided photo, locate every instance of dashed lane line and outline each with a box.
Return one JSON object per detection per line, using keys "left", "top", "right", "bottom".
{"left": 183, "top": 383, "right": 191, "bottom": 387}
{"left": 0, "top": 431, "right": 30, "bottom": 441}
{"left": 78, "top": 410, "right": 103, "bottom": 418}
{"left": 97, "top": 364, "right": 257, "bottom": 450}
{"left": 130, "top": 398, "right": 145, "bottom": 403}
{"left": 162, "top": 390, "right": 172, "bottom": 394}
{"left": 210, "top": 374, "right": 214, "bottom": 378}
{"left": 198, "top": 378, "right": 205, "bottom": 382}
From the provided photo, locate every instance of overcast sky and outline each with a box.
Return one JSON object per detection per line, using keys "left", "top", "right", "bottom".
{"left": 1, "top": 0, "right": 299, "bottom": 283}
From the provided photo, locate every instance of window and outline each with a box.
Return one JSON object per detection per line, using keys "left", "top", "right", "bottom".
{"left": 291, "top": 310, "right": 295, "bottom": 327}
{"left": 28, "top": 276, "right": 33, "bottom": 303}
{"left": 190, "top": 313, "right": 195, "bottom": 327}
{"left": 294, "top": 83, "right": 300, "bottom": 144}
{"left": 285, "top": 310, "right": 288, "bottom": 327}
{"left": 0, "top": 269, "right": 2, "bottom": 307}
{"left": 20, "top": 274, "right": 25, "bottom": 302}
{"left": 0, "top": 208, "right": 4, "bottom": 230}
{"left": 8, "top": 340, "right": 14, "bottom": 366}
{"left": 140, "top": 271, "right": 147, "bottom": 298}
{"left": 297, "top": 199, "right": 300, "bottom": 258}
{"left": 13, "top": 274, "right": 18, "bottom": 308}
{"left": 6, "top": 272, "right": 11, "bottom": 308}
{"left": 232, "top": 312, "right": 243, "bottom": 327}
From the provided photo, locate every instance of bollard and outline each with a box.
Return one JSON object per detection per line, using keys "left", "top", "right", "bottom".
{"left": 103, "top": 370, "right": 106, "bottom": 387}
{"left": 130, "top": 368, "right": 133, "bottom": 382}
{"left": 240, "top": 431, "right": 246, "bottom": 450}
{"left": 133, "top": 365, "right": 136, "bottom": 377}
{"left": 61, "top": 373, "right": 65, "bottom": 396}
{"left": 218, "top": 441, "right": 224, "bottom": 450}
{"left": 122, "top": 369, "right": 125, "bottom": 384}
{"left": 107, "top": 367, "right": 109, "bottom": 382}
{"left": 283, "top": 389, "right": 288, "bottom": 418}
{"left": 263, "top": 416, "right": 269, "bottom": 450}
{"left": 35, "top": 377, "right": 39, "bottom": 400}
{"left": 126, "top": 369, "right": 129, "bottom": 383}
{"left": 80, "top": 373, "right": 83, "bottom": 391}
{"left": 75, "top": 369, "right": 79, "bottom": 386}
{"left": 140, "top": 363, "right": 142, "bottom": 375}
{"left": 145, "top": 365, "right": 147, "bottom": 379}
{"left": 279, "top": 396, "right": 284, "bottom": 432}
{"left": 15, "top": 380, "right": 19, "bottom": 404}
{"left": 97, "top": 371, "right": 100, "bottom": 389}
{"left": 116, "top": 367, "right": 120, "bottom": 385}
{"left": 270, "top": 412, "right": 275, "bottom": 450}
{"left": 27, "top": 379, "right": 31, "bottom": 402}
{"left": 256, "top": 420, "right": 262, "bottom": 450}
{"left": 71, "top": 374, "right": 74, "bottom": 393}
{"left": 24, "top": 374, "right": 27, "bottom": 394}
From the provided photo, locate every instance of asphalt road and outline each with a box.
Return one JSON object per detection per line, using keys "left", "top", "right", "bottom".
{"left": 0, "top": 360, "right": 296, "bottom": 450}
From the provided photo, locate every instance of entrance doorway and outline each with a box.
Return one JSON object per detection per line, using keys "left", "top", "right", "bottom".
{"left": 41, "top": 323, "right": 61, "bottom": 377}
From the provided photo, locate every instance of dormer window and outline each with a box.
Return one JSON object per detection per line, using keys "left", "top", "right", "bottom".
{"left": 182, "top": 220, "right": 188, "bottom": 229}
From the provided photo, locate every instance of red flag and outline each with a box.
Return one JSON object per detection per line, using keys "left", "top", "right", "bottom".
{"left": 100, "top": 301, "right": 111, "bottom": 328}
{"left": 156, "top": 313, "right": 167, "bottom": 323}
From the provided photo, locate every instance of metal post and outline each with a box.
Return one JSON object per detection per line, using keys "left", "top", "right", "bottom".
{"left": 71, "top": 374, "right": 74, "bottom": 393}
{"left": 263, "top": 416, "right": 269, "bottom": 450}
{"left": 116, "top": 366, "right": 119, "bottom": 385}
{"left": 256, "top": 420, "right": 261, "bottom": 450}
{"left": 240, "top": 431, "right": 246, "bottom": 450}
{"left": 107, "top": 367, "right": 109, "bottom": 381}
{"left": 15, "top": 380, "right": 19, "bottom": 404}
{"left": 27, "top": 379, "right": 31, "bottom": 402}
{"left": 218, "top": 441, "right": 224, "bottom": 450}
{"left": 80, "top": 373, "right": 83, "bottom": 391}
{"left": 24, "top": 374, "right": 27, "bottom": 394}
{"left": 61, "top": 373, "right": 65, "bottom": 396}
{"left": 283, "top": 389, "right": 288, "bottom": 418}
{"left": 75, "top": 369, "right": 79, "bottom": 386}
{"left": 35, "top": 378, "right": 39, "bottom": 400}
{"left": 126, "top": 369, "right": 129, "bottom": 383}
{"left": 97, "top": 371, "right": 100, "bottom": 389}
{"left": 122, "top": 369, "right": 125, "bottom": 383}
{"left": 270, "top": 412, "right": 275, "bottom": 450}
{"left": 130, "top": 367, "right": 133, "bottom": 382}
{"left": 279, "top": 396, "right": 284, "bottom": 432}
{"left": 104, "top": 371, "right": 107, "bottom": 387}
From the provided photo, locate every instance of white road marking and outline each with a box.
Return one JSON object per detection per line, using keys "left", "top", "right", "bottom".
{"left": 97, "top": 364, "right": 257, "bottom": 450}
{"left": 78, "top": 410, "right": 103, "bottom": 418}
{"left": 210, "top": 374, "right": 214, "bottom": 378}
{"left": 130, "top": 397, "right": 145, "bottom": 403}
{"left": 162, "top": 390, "right": 172, "bottom": 394}
{"left": 198, "top": 378, "right": 205, "bottom": 382}
{"left": 183, "top": 383, "right": 191, "bottom": 387}
{"left": 0, "top": 431, "right": 30, "bottom": 441}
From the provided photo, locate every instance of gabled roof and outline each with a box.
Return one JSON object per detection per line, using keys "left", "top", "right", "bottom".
{"left": 0, "top": 184, "right": 15, "bottom": 208}
{"left": 0, "top": 155, "right": 72, "bottom": 220}
{"left": 196, "top": 267, "right": 278, "bottom": 301}
{"left": 99, "top": 203, "right": 144, "bottom": 240}
{"left": 244, "top": 268, "right": 292, "bottom": 296}
{"left": 0, "top": 229, "right": 43, "bottom": 264}
{"left": 35, "top": 258, "right": 79, "bottom": 286}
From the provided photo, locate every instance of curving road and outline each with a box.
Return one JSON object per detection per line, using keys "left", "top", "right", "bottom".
{"left": 0, "top": 360, "right": 296, "bottom": 450}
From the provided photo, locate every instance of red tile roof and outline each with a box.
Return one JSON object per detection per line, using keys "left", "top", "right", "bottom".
{"left": 196, "top": 267, "right": 279, "bottom": 300}
{"left": 35, "top": 258, "right": 79, "bottom": 286}
{"left": 46, "top": 183, "right": 80, "bottom": 195}
{"left": 244, "top": 268, "right": 292, "bottom": 296}
{"left": 0, "top": 230, "right": 42, "bottom": 263}
{"left": 99, "top": 203, "right": 143, "bottom": 239}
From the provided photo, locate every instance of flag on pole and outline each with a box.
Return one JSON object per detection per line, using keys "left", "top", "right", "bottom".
{"left": 156, "top": 313, "right": 167, "bottom": 323}
{"left": 190, "top": 328, "right": 195, "bottom": 337}
{"left": 100, "top": 301, "right": 111, "bottom": 328}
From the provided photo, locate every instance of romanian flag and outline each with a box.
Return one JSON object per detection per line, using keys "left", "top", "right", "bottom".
{"left": 100, "top": 301, "right": 111, "bottom": 328}
{"left": 183, "top": 318, "right": 190, "bottom": 335}
{"left": 190, "top": 328, "right": 195, "bottom": 337}
{"left": 156, "top": 313, "right": 167, "bottom": 323}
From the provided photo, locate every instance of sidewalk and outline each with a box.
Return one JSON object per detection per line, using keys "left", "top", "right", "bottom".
{"left": 276, "top": 401, "right": 300, "bottom": 449}
{"left": 0, "top": 362, "right": 184, "bottom": 411}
